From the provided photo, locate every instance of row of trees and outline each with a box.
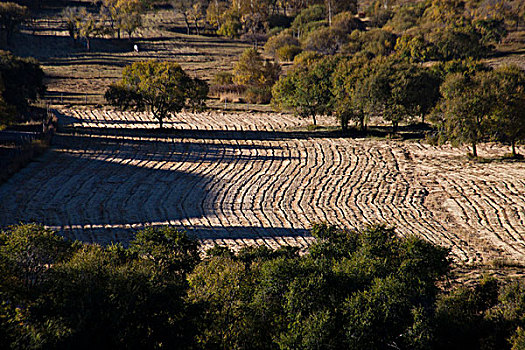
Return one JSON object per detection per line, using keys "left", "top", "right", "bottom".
{"left": 2, "top": 222, "right": 525, "bottom": 349}
{"left": 62, "top": 0, "right": 146, "bottom": 50}
{"left": 437, "top": 65, "right": 525, "bottom": 157}
{"left": 173, "top": 0, "right": 357, "bottom": 40}
{"left": 272, "top": 52, "right": 525, "bottom": 157}
{"left": 105, "top": 50, "right": 524, "bottom": 158}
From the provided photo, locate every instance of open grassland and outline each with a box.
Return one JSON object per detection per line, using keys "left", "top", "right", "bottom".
{"left": 1, "top": 109, "right": 525, "bottom": 267}
{"left": 12, "top": 7, "right": 251, "bottom": 106}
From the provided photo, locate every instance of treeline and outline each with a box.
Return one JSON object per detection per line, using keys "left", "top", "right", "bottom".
{"left": 214, "top": 0, "right": 525, "bottom": 157}
{"left": 2, "top": 223, "right": 525, "bottom": 349}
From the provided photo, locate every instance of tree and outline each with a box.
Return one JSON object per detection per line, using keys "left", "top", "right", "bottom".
{"left": 129, "top": 226, "right": 200, "bottom": 276}
{"left": 303, "top": 26, "right": 340, "bottom": 55}
{"left": 325, "top": 0, "right": 357, "bottom": 26}
{"left": 272, "top": 56, "right": 338, "bottom": 125}
{"left": 264, "top": 30, "right": 300, "bottom": 58}
{"left": 173, "top": 0, "right": 193, "bottom": 35}
{"left": 0, "top": 224, "right": 200, "bottom": 349}
{"left": 0, "top": 2, "right": 28, "bottom": 46}
{"left": 99, "top": 0, "right": 120, "bottom": 38}
{"left": 473, "top": 18, "right": 507, "bottom": 46}
{"left": 105, "top": 60, "right": 208, "bottom": 129}
{"left": 357, "top": 57, "right": 440, "bottom": 133}
{"left": 233, "top": 48, "right": 280, "bottom": 103}
{"left": 427, "top": 24, "right": 488, "bottom": 60}
{"left": 395, "top": 33, "right": 433, "bottom": 62}
{"left": 290, "top": 4, "right": 325, "bottom": 39}
{"left": 491, "top": 65, "right": 525, "bottom": 157}
{"left": 343, "top": 28, "right": 397, "bottom": 57}
{"left": 384, "top": 2, "right": 426, "bottom": 33}
{"left": 0, "top": 80, "right": 16, "bottom": 126}
{"left": 205, "top": 0, "right": 228, "bottom": 31}
{"left": 0, "top": 223, "right": 74, "bottom": 298}
{"left": 0, "top": 50, "right": 45, "bottom": 117}
{"left": 118, "top": 0, "right": 145, "bottom": 39}
{"left": 435, "top": 70, "right": 498, "bottom": 157}
{"left": 331, "top": 56, "right": 369, "bottom": 131}
{"left": 77, "top": 8, "right": 98, "bottom": 51}
{"left": 62, "top": 7, "right": 82, "bottom": 45}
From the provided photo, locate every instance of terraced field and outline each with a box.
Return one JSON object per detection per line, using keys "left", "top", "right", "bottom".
{"left": 1, "top": 109, "right": 525, "bottom": 265}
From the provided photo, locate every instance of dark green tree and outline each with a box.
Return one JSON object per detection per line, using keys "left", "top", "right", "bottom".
{"left": 105, "top": 60, "right": 208, "bottom": 128}
{"left": 491, "top": 65, "right": 525, "bottom": 157}
{"left": 272, "top": 56, "right": 339, "bottom": 125}
{"left": 0, "top": 51, "right": 45, "bottom": 118}
{"left": 435, "top": 69, "right": 498, "bottom": 157}
{"left": 357, "top": 57, "right": 440, "bottom": 132}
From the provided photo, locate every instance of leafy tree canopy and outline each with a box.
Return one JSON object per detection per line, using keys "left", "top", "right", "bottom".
{"left": 105, "top": 60, "right": 208, "bottom": 128}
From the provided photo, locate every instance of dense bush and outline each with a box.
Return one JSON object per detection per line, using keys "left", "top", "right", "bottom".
{"left": 275, "top": 44, "right": 302, "bottom": 62}
{"left": 233, "top": 48, "right": 280, "bottom": 104}
{"left": 0, "top": 2, "right": 28, "bottom": 45}
{"left": 264, "top": 30, "right": 299, "bottom": 58}
{"left": 0, "top": 51, "right": 45, "bottom": 125}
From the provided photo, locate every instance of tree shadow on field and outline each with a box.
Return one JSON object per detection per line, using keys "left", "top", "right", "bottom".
{"left": 8, "top": 32, "right": 136, "bottom": 60}
{"left": 62, "top": 125, "right": 354, "bottom": 141}
{"left": 0, "top": 124, "right": 307, "bottom": 246}
{"left": 60, "top": 225, "right": 311, "bottom": 247}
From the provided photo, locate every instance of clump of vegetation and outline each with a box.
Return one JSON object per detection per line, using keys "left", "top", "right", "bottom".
{"left": 272, "top": 55, "right": 338, "bottom": 125}
{"left": 232, "top": 48, "right": 280, "bottom": 104}
{"left": 0, "top": 2, "right": 28, "bottom": 46}
{"left": 2, "top": 222, "right": 525, "bottom": 349}
{"left": 0, "top": 51, "right": 45, "bottom": 127}
{"left": 434, "top": 64, "right": 525, "bottom": 157}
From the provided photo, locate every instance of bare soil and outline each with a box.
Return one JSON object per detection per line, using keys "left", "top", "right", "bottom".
{"left": 1, "top": 109, "right": 524, "bottom": 267}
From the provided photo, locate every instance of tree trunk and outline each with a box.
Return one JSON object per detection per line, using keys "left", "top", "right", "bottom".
{"left": 341, "top": 115, "right": 347, "bottom": 132}
{"left": 184, "top": 16, "right": 190, "bottom": 34}
{"left": 392, "top": 120, "right": 398, "bottom": 134}
{"left": 512, "top": 140, "right": 517, "bottom": 157}
{"left": 327, "top": 0, "right": 332, "bottom": 26}
{"left": 194, "top": 20, "right": 200, "bottom": 35}
{"left": 159, "top": 117, "right": 163, "bottom": 129}
{"left": 312, "top": 115, "right": 317, "bottom": 126}
{"left": 86, "top": 37, "right": 90, "bottom": 51}
{"left": 117, "top": 28, "right": 121, "bottom": 39}
{"left": 471, "top": 141, "right": 477, "bottom": 158}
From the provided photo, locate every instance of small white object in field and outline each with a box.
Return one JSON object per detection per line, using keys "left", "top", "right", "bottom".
{"left": 133, "top": 44, "right": 139, "bottom": 53}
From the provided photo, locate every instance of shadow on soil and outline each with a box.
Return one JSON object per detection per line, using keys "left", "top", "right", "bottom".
{"left": 0, "top": 123, "right": 306, "bottom": 245}
{"left": 60, "top": 225, "right": 311, "bottom": 246}
{"left": 60, "top": 122, "right": 434, "bottom": 141}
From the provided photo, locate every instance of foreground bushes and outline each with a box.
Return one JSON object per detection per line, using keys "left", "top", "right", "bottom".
{"left": 1, "top": 223, "right": 525, "bottom": 349}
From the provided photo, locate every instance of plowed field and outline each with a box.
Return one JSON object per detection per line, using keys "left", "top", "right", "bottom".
{"left": 1, "top": 109, "right": 525, "bottom": 265}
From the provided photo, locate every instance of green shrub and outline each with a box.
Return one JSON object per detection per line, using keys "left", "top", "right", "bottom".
{"left": 264, "top": 30, "right": 299, "bottom": 57}
{"left": 276, "top": 44, "right": 302, "bottom": 62}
